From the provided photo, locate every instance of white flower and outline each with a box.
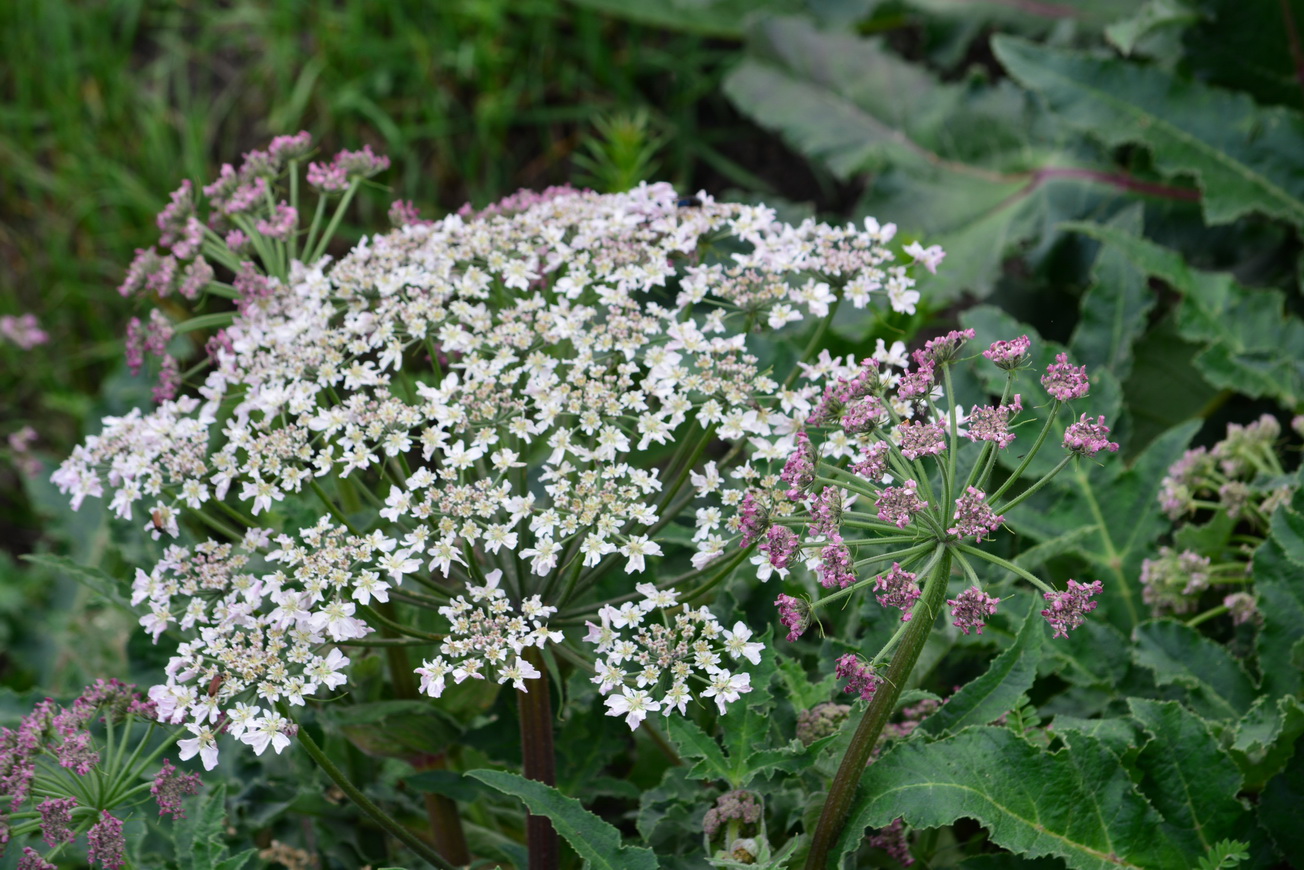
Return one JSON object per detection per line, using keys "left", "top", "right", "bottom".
{"left": 722, "top": 622, "right": 765, "bottom": 665}
{"left": 619, "top": 536, "right": 662, "bottom": 573}
{"left": 499, "top": 655, "right": 542, "bottom": 691}
{"left": 702, "top": 669, "right": 752, "bottom": 715}
{"left": 903, "top": 241, "right": 946, "bottom": 274}
{"left": 241, "top": 712, "right": 293, "bottom": 756}
{"left": 178, "top": 722, "right": 220, "bottom": 770}
{"left": 417, "top": 657, "right": 452, "bottom": 698}
{"left": 604, "top": 686, "right": 660, "bottom": 730}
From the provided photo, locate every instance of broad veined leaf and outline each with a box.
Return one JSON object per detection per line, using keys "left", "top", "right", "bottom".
{"left": 467, "top": 769, "right": 659, "bottom": 870}
{"left": 994, "top": 36, "right": 1304, "bottom": 228}
{"left": 919, "top": 596, "right": 1045, "bottom": 736}
{"left": 564, "top": 0, "right": 814, "bottom": 38}
{"left": 838, "top": 726, "right": 1189, "bottom": 868}
{"left": 1254, "top": 490, "right": 1304, "bottom": 698}
{"left": 1065, "top": 220, "right": 1304, "bottom": 409}
{"left": 1132, "top": 620, "right": 1257, "bottom": 721}
{"left": 1229, "top": 694, "right": 1304, "bottom": 789}
{"left": 1259, "top": 749, "right": 1304, "bottom": 857}
{"left": 1129, "top": 699, "right": 1245, "bottom": 857}
{"left": 1049, "top": 714, "right": 1141, "bottom": 765}
{"left": 1068, "top": 204, "right": 1153, "bottom": 382}
{"left": 723, "top": 17, "right": 1093, "bottom": 299}
{"left": 663, "top": 715, "right": 734, "bottom": 784}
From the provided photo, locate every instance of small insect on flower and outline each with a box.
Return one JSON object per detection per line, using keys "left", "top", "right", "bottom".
{"left": 677, "top": 194, "right": 703, "bottom": 208}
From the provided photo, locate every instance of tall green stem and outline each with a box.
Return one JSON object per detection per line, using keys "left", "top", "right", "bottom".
{"left": 804, "top": 546, "right": 953, "bottom": 870}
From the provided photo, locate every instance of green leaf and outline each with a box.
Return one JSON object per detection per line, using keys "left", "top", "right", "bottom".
{"left": 172, "top": 784, "right": 257, "bottom": 870}
{"left": 993, "top": 36, "right": 1304, "bottom": 228}
{"left": 565, "top": 0, "right": 806, "bottom": 38}
{"left": 1259, "top": 749, "right": 1304, "bottom": 857}
{"left": 1049, "top": 714, "right": 1141, "bottom": 765}
{"left": 839, "top": 726, "right": 1188, "bottom": 868}
{"left": 919, "top": 597, "right": 1045, "bottom": 736}
{"left": 22, "top": 553, "right": 136, "bottom": 616}
{"left": 663, "top": 716, "right": 734, "bottom": 784}
{"left": 466, "top": 769, "right": 659, "bottom": 870}
{"left": 723, "top": 17, "right": 1080, "bottom": 299}
{"left": 1103, "top": 0, "right": 1201, "bottom": 58}
{"left": 1068, "top": 204, "right": 1154, "bottom": 382}
{"left": 1132, "top": 620, "right": 1257, "bottom": 721}
{"left": 1228, "top": 694, "right": 1304, "bottom": 789}
{"left": 318, "top": 700, "right": 463, "bottom": 760}
{"left": 1064, "top": 220, "right": 1304, "bottom": 409}
{"left": 1254, "top": 500, "right": 1304, "bottom": 699}
{"left": 1129, "top": 699, "right": 1245, "bottom": 857}
{"left": 777, "top": 654, "right": 839, "bottom": 710}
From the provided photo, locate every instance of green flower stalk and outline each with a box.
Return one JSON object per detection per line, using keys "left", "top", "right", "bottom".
{"left": 0, "top": 680, "right": 199, "bottom": 869}
{"left": 713, "top": 330, "right": 1116, "bottom": 868}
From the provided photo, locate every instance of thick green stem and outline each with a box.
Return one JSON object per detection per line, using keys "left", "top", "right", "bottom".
{"left": 804, "top": 546, "right": 952, "bottom": 870}
{"left": 519, "top": 647, "right": 559, "bottom": 870}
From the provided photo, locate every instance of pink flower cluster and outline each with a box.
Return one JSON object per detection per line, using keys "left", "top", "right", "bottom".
{"left": 1063, "top": 414, "right": 1118, "bottom": 457}
{"left": 835, "top": 654, "right": 883, "bottom": 701}
{"left": 947, "top": 586, "right": 1001, "bottom": 635}
{"left": 1040, "top": 579, "right": 1103, "bottom": 639}
{"left": 873, "top": 563, "right": 922, "bottom": 621}
{"left": 948, "top": 487, "right": 1004, "bottom": 542}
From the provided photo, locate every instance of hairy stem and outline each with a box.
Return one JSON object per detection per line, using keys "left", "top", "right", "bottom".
{"left": 519, "top": 646, "right": 559, "bottom": 870}
{"left": 804, "top": 546, "right": 952, "bottom": 870}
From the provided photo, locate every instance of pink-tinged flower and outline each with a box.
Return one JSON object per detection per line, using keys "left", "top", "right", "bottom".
{"left": 1040, "top": 579, "right": 1103, "bottom": 639}
{"left": 761, "top": 524, "right": 800, "bottom": 569}
{"left": 983, "top": 335, "right": 1031, "bottom": 370}
{"left": 0, "top": 313, "right": 49, "bottom": 349}
{"left": 151, "top": 758, "right": 202, "bottom": 819}
{"left": 178, "top": 257, "right": 214, "bottom": 299}
{"left": 873, "top": 563, "right": 921, "bottom": 620}
{"left": 722, "top": 622, "right": 765, "bottom": 665}
{"left": 809, "top": 486, "right": 843, "bottom": 539}
{"left": 817, "top": 541, "right": 856, "bottom": 589}
{"left": 38, "top": 797, "right": 76, "bottom": 847}
{"left": 1140, "top": 547, "right": 1209, "bottom": 616}
{"left": 416, "top": 657, "right": 452, "bottom": 698}
{"left": 776, "top": 593, "right": 812, "bottom": 641}
{"left": 1225, "top": 592, "right": 1259, "bottom": 626}
{"left": 1063, "top": 414, "right": 1119, "bottom": 457}
{"left": 87, "top": 811, "right": 126, "bottom": 870}
{"left": 948, "top": 586, "right": 1000, "bottom": 635}
{"left": 389, "top": 199, "right": 428, "bottom": 227}
{"left": 255, "top": 202, "right": 298, "bottom": 241}
{"left": 866, "top": 817, "right": 914, "bottom": 867}
{"left": 780, "top": 430, "right": 817, "bottom": 500}
{"left": 738, "top": 491, "right": 770, "bottom": 547}
{"left": 267, "top": 130, "right": 313, "bottom": 162}
{"left": 903, "top": 241, "right": 946, "bottom": 274}
{"left": 605, "top": 686, "right": 660, "bottom": 730}
{"left": 948, "top": 487, "right": 1004, "bottom": 543}
{"left": 307, "top": 160, "right": 348, "bottom": 192}
{"left": 18, "top": 847, "right": 58, "bottom": 870}
{"left": 876, "top": 479, "right": 927, "bottom": 529}
{"left": 965, "top": 395, "right": 1021, "bottom": 449}
{"left": 916, "top": 328, "right": 975, "bottom": 366}
{"left": 834, "top": 654, "right": 882, "bottom": 701}
{"left": 240, "top": 712, "right": 294, "bottom": 756}
{"left": 896, "top": 362, "right": 935, "bottom": 399}
{"left": 841, "top": 395, "right": 887, "bottom": 435}
{"left": 1041, "top": 353, "right": 1090, "bottom": 401}
{"left": 851, "top": 440, "right": 891, "bottom": 482}
{"left": 335, "top": 145, "right": 391, "bottom": 179}
{"left": 896, "top": 419, "right": 946, "bottom": 460}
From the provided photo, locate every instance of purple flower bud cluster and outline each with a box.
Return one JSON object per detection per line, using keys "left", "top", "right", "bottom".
{"left": 947, "top": 586, "right": 1000, "bottom": 635}
{"left": 738, "top": 491, "right": 769, "bottom": 547}
{"left": 948, "top": 487, "right": 1003, "bottom": 543}
{"left": 835, "top": 654, "right": 882, "bottom": 702}
{"left": 1063, "top": 414, "right": 1119, "bottom": 457}
{"left": 151, "top": 758, "right": 202, "bottom": 819}
{"left": 895, "top": 418, "right": 946, "bottom": 460}
{"left": 809, "top": 486, "right": 843, "bottom": 539}
{"left": 817, "top": 541, "right": 855, "bottom": 589}
{"left": 795, "top": 702, "right": 851, "bottom": 745}
{"left": 780, "top": 431, "right": 817, "bottom": 500}
{"left": 965, "top": 396, "right": 1021, "bottom": 449}
{"left": 916, "top": 328, "right": 975, "bottom": 367}
{"left": 1041, "top": 352, "right": 1091, "bottom": 401}
{"left": 983, "top": 334, "right": 1030, "bottom": 370}
{"left": 873, "top": 563, "right": 921, "bottom": 621}
{"left": 87, "top": 811, "right": 126, "bottom": 870}
{"left": 1040, "top": 579, "right": 1103, "bottom": 639}
{"left": 875, "top": 480, "right": 927, "bottom": 529}
{"left": 851, "top": 440, "right": 890, "bottom": 482}
{"left": 775, "top": 594, "right": 811, "bottom": 641}
{"left": 702, "top": 789, "right": 762, "bottom": 839}
{"left": 761, "top": 525, "right": 799, "bottom": 570}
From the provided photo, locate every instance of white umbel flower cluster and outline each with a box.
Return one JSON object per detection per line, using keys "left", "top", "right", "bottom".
{"left": 583, "top": 583, "right": 764, "bottom": 729}
{"left": 54, "top": 180, "right": 930, "bottom": 764}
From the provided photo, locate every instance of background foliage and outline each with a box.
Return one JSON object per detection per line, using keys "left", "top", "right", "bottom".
{"left": 3, "top": 0, "right": 1303, "bottom": 867}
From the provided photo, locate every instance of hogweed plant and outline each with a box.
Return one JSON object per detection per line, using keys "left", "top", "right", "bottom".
{"left": 711, "top": 329, "right": 1118, "bottom": 868}
{"left": 1144, "top": 413, "right": 1300, "bottom": 627}
{"left": 50, "top": 134, "right": 941, "bottom": 868}
{"left": 0, "top": 680, "right": 201, "bottom": 869}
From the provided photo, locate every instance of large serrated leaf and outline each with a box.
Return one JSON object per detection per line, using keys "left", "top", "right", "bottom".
{"left": 919, "top": 597, "right": 1044, "bottom": 736}
{"left": 993, "top": 36, "right": 1304, "bottom": 228}
{"left": 1065, "top": 213, "right": 1304, "bottom": 410}
{"left": 1254, "top": 492, "right": 1304, "bottom": 698}
{"left": 663, "top": 716, "right": 734, "bottom": 784}
{"left": 1132, "top": 620, "right": 1256, "bottom": 721}
{"left": 1229, "top": 695, "right": 1304, "bottom": 789}
{"left": 1068, "top": 204, "right": 1153, "bottom": 382}
{"left": 1129, "top": 699, "right": 1245, "bottom": 857}
{"left": 467, "top": 769, "right": 659, "bottom": 870}
{"left": 838, "top": 727, "right": 1189, "bottom": 868}
{"left": 318, "top": 699, "right": 462, "bottom": 760}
